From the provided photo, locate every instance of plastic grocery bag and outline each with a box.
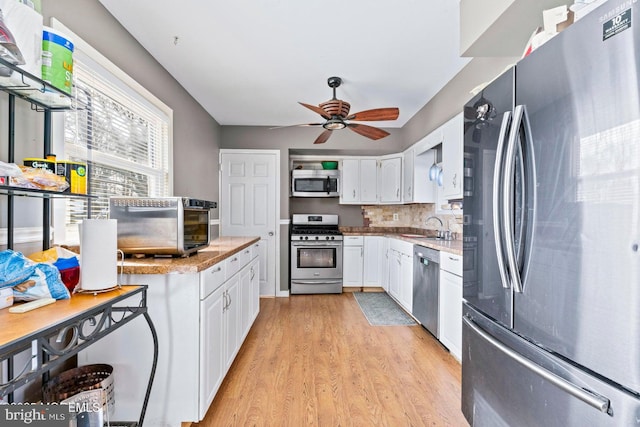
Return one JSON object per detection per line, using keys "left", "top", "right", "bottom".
{"left": 0, "top": 250, "right": 70, "bottom": 301}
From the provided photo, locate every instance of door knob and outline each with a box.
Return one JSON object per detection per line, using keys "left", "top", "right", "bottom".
{"left": 268, "top": 231, "right": 274, "bottom": 236}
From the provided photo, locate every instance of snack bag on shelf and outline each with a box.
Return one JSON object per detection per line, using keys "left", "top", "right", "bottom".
{"left": 11, "top": 165, "right": 69, "bottom": 191}
{"left": 0, "top": 249, "right": 70, "bottom": 301}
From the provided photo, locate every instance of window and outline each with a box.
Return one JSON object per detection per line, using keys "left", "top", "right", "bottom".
{"left": 52, "top": 20, "right": 172, "bottom": 243}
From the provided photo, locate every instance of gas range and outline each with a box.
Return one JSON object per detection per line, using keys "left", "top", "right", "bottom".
{"left": 290, "top": 214, "right": 343, "bottom": 241}
{"left": 290, "top": 214, "right": 343, "bottom": 294}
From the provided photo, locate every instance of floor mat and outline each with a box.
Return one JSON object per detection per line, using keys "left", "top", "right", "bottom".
{"left": 353, "top": 292, "right": 417, "bottom": 326}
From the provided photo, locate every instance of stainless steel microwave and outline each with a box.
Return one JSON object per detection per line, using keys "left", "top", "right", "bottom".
{"left": 291, "top": 169, "right": 340, "bottom": 197}
{"left": 109, "top": 197, "right": 217, "bottom": 256}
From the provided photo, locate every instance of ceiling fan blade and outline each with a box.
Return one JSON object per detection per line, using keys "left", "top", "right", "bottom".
{"left": 299, "top": 102, "right": 331, "bottom": 119}
{"left": 347, "top": 123, "right": 390, "bottom": 140}
{"left": 269, "top": 123, "right": 323, "bottom": 129}
{"left": 313, "top": 129, "right": 333, "bottom": 144}
{"left": 346, "top": 107, "right": 399, "bottom": 121}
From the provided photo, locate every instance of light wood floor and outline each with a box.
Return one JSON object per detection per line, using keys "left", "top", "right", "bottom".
{"left": 194, "top": 293, "right": 468, "bottom": 427}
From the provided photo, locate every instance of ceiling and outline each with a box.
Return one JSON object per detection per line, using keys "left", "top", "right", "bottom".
{"left": 98, "top": 0, "right": 470, "bottom": 130}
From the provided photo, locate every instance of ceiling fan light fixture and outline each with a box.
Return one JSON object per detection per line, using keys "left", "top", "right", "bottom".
{"left": 291, "top": 76, "right": 399, "bottom": 144}
{"left": 323, "top": 119, "right": 347, "bottom": 130}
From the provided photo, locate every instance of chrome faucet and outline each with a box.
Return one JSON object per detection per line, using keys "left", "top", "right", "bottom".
{"left": 425, "top": 216, "right": 444, "bottom": 238}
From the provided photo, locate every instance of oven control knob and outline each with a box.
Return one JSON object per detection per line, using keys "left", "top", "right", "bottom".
{"left": 315, "top": 236, "right": 319, "bottom": 240}
{"left": 325, "top": 236, "right": 329, "bottom": 240}
{"left": 330, "top": 236, "right": 335, "bottom": 240}
{"left": 304, "top": 236, "right": 308, "bottom": 240}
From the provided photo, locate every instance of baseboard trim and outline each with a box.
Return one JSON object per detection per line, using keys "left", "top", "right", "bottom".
{"left": 342, "top": 286, "right": 384, "bottom": 293}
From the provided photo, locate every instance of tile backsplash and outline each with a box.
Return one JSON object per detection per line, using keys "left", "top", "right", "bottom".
{"left": 362, "top": 204, "right": 462, "bottom": 234}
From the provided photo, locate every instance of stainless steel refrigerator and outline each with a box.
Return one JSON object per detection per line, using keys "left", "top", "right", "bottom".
{"left": 462, "top": 1, "right": 640, "bottom": 425}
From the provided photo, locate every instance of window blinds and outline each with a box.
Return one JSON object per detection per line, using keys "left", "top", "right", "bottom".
{"left": 63, "top": 52, "right": 171, "bottom": 223}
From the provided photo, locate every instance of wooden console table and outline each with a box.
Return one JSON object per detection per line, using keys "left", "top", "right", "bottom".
{"left": 0, "top": 285, "right": 158, "bottom": 427}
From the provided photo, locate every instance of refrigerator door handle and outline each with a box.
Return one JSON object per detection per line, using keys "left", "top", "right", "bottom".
{"left": 493, "top": 111, "right": 512, "bottom": 289}
{"left": 463, "top": 315, "right": 611, "bottom": 414}
{"left": 503, "top": 105, "right": 525, "bottom": 293}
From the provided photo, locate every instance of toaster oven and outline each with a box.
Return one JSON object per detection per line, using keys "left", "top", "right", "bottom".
{"left": 109, "top": 197, "right": 217, "bottom": 256}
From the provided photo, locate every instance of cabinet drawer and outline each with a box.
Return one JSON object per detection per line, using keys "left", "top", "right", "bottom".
{"left": 250, "top": 241, "right": 260, "bottom": 259}
{"left": 440, "top": 252, "right": 462, "bottom": 276}
{"left": 225, "top": 253, "right": 243, "bottom": 278}
{"left": 238, "top": 245, "right": 252, "bottom": 266}
{"left": 200, "top": 261, "right": 226, "bottom": 299}
{"left": 343, "top": 235, "right": 364, "bottom": 246}
{"left": 390, "top": 237, "right": 413, "bottom": 256}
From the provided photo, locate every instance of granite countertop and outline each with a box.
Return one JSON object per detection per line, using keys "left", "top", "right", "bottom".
{"left": 340, "top": 226, "right": 463, "bottom": 256}
{"left": 120, "top": 236, "right": 260, "bottom": 275}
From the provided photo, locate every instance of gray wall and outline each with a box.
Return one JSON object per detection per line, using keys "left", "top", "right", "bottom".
{"left": 41, "top": 0, "right": 222, "bottom": 215}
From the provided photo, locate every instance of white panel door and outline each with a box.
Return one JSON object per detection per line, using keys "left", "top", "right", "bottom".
{"left": 220, "top": 150, "right": 279, "bottom": 296}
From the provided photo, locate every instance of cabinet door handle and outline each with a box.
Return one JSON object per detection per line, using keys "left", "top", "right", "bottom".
{"left": 212, "top": 266, "right": 222, "bottom": 273}
{"left": 353, "top": 189, "right": 356, "bottom": 198}
{"left": 396, "top": 188, "right": 400, "bottom": 197}
{"left": 448, "top": 256, "right": 459, "bottom": 262}
{"left": 453, "top": 173, "right": 457, "bottom": 188}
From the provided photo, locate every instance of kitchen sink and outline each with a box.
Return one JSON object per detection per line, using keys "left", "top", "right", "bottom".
{"left": 400, "top": 234, "right": 442, "bottom": 241}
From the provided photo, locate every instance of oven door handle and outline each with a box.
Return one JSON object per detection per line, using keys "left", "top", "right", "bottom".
{"left": 291, "top": 280, "right": 343, "bottom": 285}
{"left": 291, "top": 242, "right": 343, "bottom": 248}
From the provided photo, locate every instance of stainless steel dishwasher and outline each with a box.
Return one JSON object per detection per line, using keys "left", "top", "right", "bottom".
{"left": 412, "top": 245, "right": 440, "bottom": 338}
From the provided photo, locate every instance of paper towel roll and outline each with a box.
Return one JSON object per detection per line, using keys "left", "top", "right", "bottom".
{"left": 79, "top": 219, "right": 118, "bottom": 291}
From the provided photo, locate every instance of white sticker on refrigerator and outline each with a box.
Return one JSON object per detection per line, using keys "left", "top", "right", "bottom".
{"left": 603, "top": 8, "right": 631, "bottom": 40}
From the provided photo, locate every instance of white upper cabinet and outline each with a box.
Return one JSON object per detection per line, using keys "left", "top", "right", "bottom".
{"left": 360, "top": 159, "right": 378, "bottom": 203}
{"left": 340, "top": 158, "right": 377, "bottom": 205}
{"left": 379, "top": 155, "right": 402, "bottom": 204}
{"left": 441, "top": 112, "right": 464, "bottom": 200}
{"left": 404, "top": 143, "right": 437, "bottom": 204}
{"left": 340, "top": 159, "right": 360, "bottom": 203}
{"left": 402, "top": 147, "right": 415, "bottom": 202}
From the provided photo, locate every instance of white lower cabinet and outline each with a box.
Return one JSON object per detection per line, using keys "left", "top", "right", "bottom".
{"left": 343, "top": 236, "right": 364, "bottom": 287}
{"left": 344, "top": 235, "right": 385, "bottom": 288}
{"left": 399, "top": 249, "right": 413, "bottom": 311}
{"left": 249, "top": 257, "right": 260, "bottom": 327}
{"left": 381, "top": 238, "right": 390, "bottom": 292}
{"left": 363, "top": 236, "right": 383, "bottom": 287}
{"left": 439, "top": 253, "right": 463, "bottom": 361}
{"left": 79, "top": 242, "right": 261, "bottom": 427}
{"left": 200, "top": 283, "right": 225, "bottom": 414}
{"left": 387, "top": 238, "right": 414, "bottom": 312}
{"left": 223, "top": 273, "right": 241, "bottom": 371}
{"left": 388, "top": 248, "right": 401, "bottom": 300}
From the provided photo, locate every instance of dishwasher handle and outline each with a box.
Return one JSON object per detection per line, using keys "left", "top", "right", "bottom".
{"left": 413, "top": 245, "right": 440, "bottom": 264}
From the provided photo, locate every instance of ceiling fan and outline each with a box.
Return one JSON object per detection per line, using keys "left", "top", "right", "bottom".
{"left": 289, "top": 76, "right": 399, "bottom": 145}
